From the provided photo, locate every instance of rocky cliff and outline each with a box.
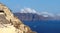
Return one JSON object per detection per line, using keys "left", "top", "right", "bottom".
{"left": 0, "top": 3, "right": 36, "bottom": 33}
{"left": 14, "top": 13, "right": 55, "bottom": 21}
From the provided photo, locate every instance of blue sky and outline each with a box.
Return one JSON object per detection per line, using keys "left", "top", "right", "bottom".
{"left": 0, "top": 0, "right": 60, "bottom": 14}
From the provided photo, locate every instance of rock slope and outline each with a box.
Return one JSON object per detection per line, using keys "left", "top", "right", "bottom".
{"left": 0, "top": 3, "right": 36, "bottom": 33}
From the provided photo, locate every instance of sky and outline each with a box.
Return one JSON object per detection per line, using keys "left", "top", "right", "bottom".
{"left": 0, "top": 0, "right": 60, "bottom": 14}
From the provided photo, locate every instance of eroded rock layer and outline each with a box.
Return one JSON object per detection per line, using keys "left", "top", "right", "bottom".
{"left": 0, "top": 3, "right": 36, "bottom": 33}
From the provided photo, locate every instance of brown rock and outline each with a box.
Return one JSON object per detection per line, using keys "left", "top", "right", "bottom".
{"left": 0, "top": 3, "right": 36, "bottom": 33}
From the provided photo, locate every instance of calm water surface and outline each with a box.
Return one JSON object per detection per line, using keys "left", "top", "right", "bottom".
{"left": 22, "top": 20, "right": 60, "bottom": 33}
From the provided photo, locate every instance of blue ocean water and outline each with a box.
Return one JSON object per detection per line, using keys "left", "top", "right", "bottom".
{"left": 22, "top": 20, "right": 60, "bottom": 33}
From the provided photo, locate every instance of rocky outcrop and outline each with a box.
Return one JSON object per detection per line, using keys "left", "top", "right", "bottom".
{"left": 0, "top": 3, "right": 36, "bottom": 33}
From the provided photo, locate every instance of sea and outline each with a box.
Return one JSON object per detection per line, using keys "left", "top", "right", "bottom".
{"left": 22, "top": 20, "right": 60, "bottom": 33}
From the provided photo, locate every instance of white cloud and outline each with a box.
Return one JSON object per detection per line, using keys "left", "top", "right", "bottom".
{"left": 20, "top": 8, "right": 37, "bottom": 13}
{"left": 20, "top": 8, "right": 55, "bottom": 17}
{"left": 40, "top": 12, "right": 55, "bottom": 17}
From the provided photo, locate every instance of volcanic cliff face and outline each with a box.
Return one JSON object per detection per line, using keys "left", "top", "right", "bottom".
{"left": 0, "top": 3, "right": 36, "bottom": 33}
{"left": 14, "top": 13, "right": 55, "bottom": 21}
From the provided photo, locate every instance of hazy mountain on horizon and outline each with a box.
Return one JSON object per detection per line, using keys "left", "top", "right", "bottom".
{"left": 14, "top": 13, "right": 60, "bottom": 21}
{"left": 14, "top": 8, "right": 60, "bottom": 21}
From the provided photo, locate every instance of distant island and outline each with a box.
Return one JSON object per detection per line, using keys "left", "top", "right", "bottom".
{"left": 14, "top": 13, "right": 60, "bottom": 21}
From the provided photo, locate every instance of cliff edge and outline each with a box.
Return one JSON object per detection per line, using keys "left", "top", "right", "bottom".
{"left": 0, "top": 3, "right": 36, "bottom": 33}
